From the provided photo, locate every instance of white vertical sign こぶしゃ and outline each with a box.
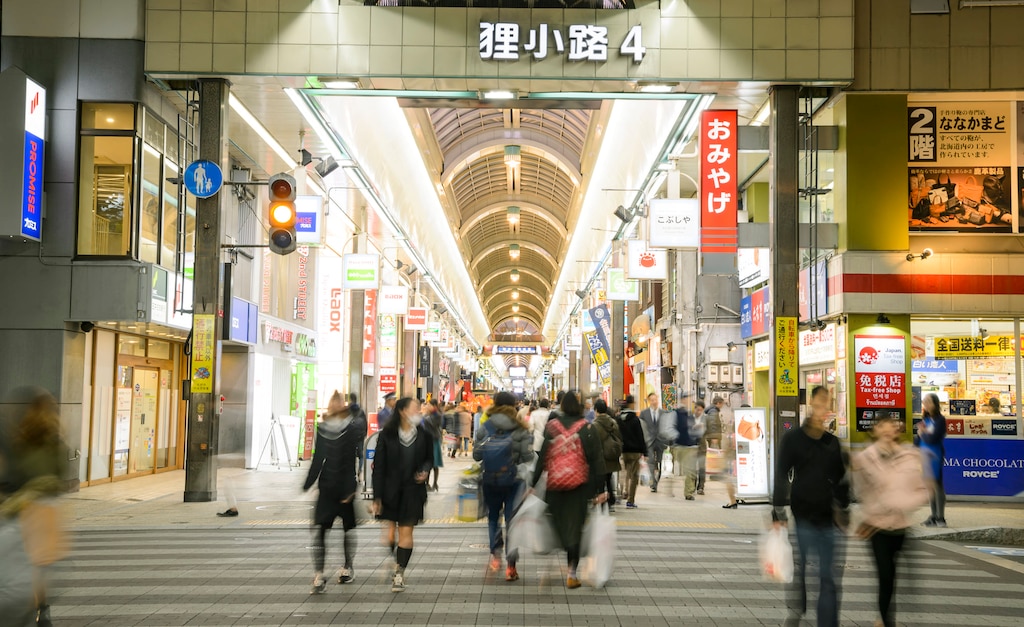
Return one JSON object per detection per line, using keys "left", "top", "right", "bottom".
{"left": 648, "top": 198, "right": 699, "bottom": 249}
{"left": 734, "top": 407, "right": 769, "bottom": 499}
{"left": 626, "top": 239, "right": 668, "bottom": 280}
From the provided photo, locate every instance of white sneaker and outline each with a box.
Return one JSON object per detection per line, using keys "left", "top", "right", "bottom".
{"left": 391, "top": 572, "right": 406, "bottom": 592}
{"left": 336, "top": 567, "right": 354, "bottom": 584}
{"left": 310, "top": 575, "right": 326, "bottom": 594}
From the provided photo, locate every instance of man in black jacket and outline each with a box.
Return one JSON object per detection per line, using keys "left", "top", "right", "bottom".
{"left": 618, "top": 395, "right": 647, "bottom": 509}
{"left": 772, "top": 386, "right": 849, "bottom": 627}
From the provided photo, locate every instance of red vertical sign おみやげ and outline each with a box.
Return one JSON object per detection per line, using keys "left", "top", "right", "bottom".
{"left": 853, "top": 335, "right": 908, "bottom": 431}
{"left": 699, "top": 110, "right": 738, "bottom": 254}
{"left": 362, "top": 289, "right": 377, "bottom": 376}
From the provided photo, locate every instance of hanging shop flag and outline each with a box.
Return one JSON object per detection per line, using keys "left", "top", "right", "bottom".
{"left": 362, "top": 289, "right": 377, "bottom": 376}
{"left": 775, "top": 317, "right": 798, "bottom": 397}
{"left": 907, "top": 101, "right": 1014, "bottom": 233}
{"left": 343, "top": 253, "right": 379, "bottom": 289}
{"left": 588, "top": 304, "right": 614, "bottom": 361}
{"left": 854, "top": 335, "right": 907, "bottom": 431}
{"left": 584, "top": 330, "right": 612, "bottom": 387}
{"left": 648, "top": 198, "right": 699, "bottom": 249}
{"left": 625, "top": 239, "right": 668, "bottom": 280}
{"left": 699, "top": 109, "right": 738, "bottom": 254}
{"left": 606, "top": 267, "right": 640, "bottom": 301}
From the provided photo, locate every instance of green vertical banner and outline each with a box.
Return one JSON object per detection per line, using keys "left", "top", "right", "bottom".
{"left": 291, "top": 362, "right": 317, "bottom": 460}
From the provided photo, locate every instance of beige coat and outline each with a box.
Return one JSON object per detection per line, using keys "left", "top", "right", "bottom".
{"left": 853, "top": 443, "right": 929, "bottom": 531}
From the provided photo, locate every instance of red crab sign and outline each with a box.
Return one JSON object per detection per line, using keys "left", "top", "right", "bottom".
{"left": 626, "top": 240, "right": 667, "bottom": 279}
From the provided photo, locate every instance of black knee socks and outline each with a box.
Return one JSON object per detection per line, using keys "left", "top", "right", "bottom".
{"left": 396, "top": 546, "right": 413, "bottom": 570}
{"left": 344, "top": 533, "right": 355, "bottom": 569}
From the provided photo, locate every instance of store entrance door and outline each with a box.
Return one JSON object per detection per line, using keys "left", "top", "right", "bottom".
{"left": 129, "top": 366, "right": 159, "bottom": 474}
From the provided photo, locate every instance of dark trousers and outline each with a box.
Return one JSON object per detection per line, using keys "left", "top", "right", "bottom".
{"left": 604, "top": 473, "right": 616, "bottom": 506}
{"left": 870, "top": 530, "right": 906, "bottom": 627}
{"left": 311, "top": 501, "right": 356, "bottom": 573}
{"left": 483, "top": 481, "right": 522, "bottom": 562}
{"left": 791, "top": 520, "right": 841, "bottom": 627}
{"left": 648, "top": 447, "right": 664, "bottom": 489}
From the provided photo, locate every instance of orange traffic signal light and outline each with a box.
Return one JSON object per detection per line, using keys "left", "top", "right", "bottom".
{"left": 267, "top": 172, "right": 296, "bottom": 255}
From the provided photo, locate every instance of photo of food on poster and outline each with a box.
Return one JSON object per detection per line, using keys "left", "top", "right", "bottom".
{"left": 907, "top": 101, "right": 1017, "bottom": 233}
{"left": 908, "top": 167, "right": 1013, "bottom": 232}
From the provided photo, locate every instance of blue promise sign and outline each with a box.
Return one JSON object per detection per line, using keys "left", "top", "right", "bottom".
{"left": 21, "top": 77, "right": 45, "bottom": 240}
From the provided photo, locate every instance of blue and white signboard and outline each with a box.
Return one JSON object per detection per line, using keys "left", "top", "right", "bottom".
{"left": 943, "top": 438, "right": 1024, "bottom": 497}
{"left": 228, "top": 297, "right": 258, "bottom": 345}
{"left": 21, "top": 77, "right": 45, "bottom": 241}
{"left": 295, "top": 195, "right": 322, "bottom": 245}
{"left": 183, "top": 159, "right": 223, "bottom": 198}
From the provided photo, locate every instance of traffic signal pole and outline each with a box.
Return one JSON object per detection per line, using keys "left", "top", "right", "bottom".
{"left": 184, "top": 79, "right": 230, "bottom": 502}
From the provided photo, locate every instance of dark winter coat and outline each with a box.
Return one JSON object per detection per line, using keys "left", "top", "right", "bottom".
{"left": 303, "top": 413, "right": 365, "bottom": 526}
{"left": 372, "top": 423, "right": 435, "bottom": 523}
{"left": 592, "top": 412, "right": 623, "bottom": 472}
{"left": 619, "top": 410, "right": 648, "bottom": 455}
{"left": 772, "top": 427, "right": 849, "bottom": 527}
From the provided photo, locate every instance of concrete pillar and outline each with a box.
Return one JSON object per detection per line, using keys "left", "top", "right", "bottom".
{"left": 184, "top": 79, "right": 230, "bottom": 502}
{"left": 768, "top": 85, "right": 801, "bottom": 445}
{"left": 568, "top": 350, "right": 577, "bottom": 390}
{"left": 611, "top": 299, "right": 625, "bottom": 401}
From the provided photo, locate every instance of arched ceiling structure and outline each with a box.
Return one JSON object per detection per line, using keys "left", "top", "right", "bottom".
{"left": 423, "top": 106, "right": 598, "bottom": 339}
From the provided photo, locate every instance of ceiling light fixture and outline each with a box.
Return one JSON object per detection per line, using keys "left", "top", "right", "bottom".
{"left": 509, "top": 243, "right": 520, "bottom": 259}
{"left": 727, "top": 341, "right": 738, "bottom": 352}
{"left": 481, "top": 89, "right": 517, "bottom": 100}
{"left": 511, "top": 290, "right": 519, "bottom": 300}
{"left": 575, "top": 289, "right": 588, "bottom": 300}
{"left": 638, "top": 82, "right": 677, "bottom": 94}
{"left": 504, "top": 145, "right": 521, "bottom": 168}
{"left": 507, "top": 206, "right": 520, "bottom": 225}
{"left": 320, "top": 78, "right": 361, "bottom": 89}
{"left": 876, "top": 313, "right": 891, "bottom": 325}
{"left": 512, "top": 304, "right": 520, "bottom": 313}
{"left": 905, "top": 247, "right": 934, "bottom": 262}
{"left": 510, "top": 269, "right": 520, "bottom": 282}
{"left": 979, "top": 327, "right": 990, "bottom": 340}
{"left": 613, "top": 205, "right": 633, "bottom": 223}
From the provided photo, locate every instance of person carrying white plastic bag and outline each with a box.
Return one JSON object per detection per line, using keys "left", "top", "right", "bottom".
{"left": 579, "top": 504, "right": 616, "bottom": 588}
{"left": 507, "top": 491, "right": 557, "bottom": 556}
{"left": 760, "top": 526, "right": 794, "bottom": 583}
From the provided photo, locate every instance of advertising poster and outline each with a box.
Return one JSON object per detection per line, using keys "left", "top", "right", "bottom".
{"left": 584, "top": 330, "right": 612, "bottom": 386}
{"left": 933, "top": 334, "right": 1017, "bottom": 359}
{"left": 854, "top": 335, "right": 907, "bottom": 431}
{"left": 775, "top": 317, "right": 798, "bottom": 397}
{"left": 943, "top": 439, "right": 1024, "bottom": 497}
{"left": 191, "top": 314, "right": 216, "bottom": 393}
{"left": 740, "top": 286, "right": 771, "bottom": 339}
{"left": 907, "top": 101, "right": 1015, "bottom": 233}
{"left": 734, "top": 407, "right": 769, "bottom": 499}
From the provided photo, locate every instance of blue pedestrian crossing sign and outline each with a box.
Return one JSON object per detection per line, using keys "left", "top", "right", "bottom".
{"left": 183, "top": 159, "right": 223, "bottom": 198}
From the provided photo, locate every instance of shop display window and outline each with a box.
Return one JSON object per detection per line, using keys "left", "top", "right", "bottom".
{"left": 911, "top": 319, "right": 1019, "bottom": 438}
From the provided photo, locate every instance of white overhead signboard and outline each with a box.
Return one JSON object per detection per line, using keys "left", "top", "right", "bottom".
{"left": 606, "top": 267, "right": 640, "bottom": 301}
{"left": 295, "top": 195, "right": 322, "bottom": 245}
{"left": 648, "top": 198, "right": 699, "bottom": 249}
{"left": 737, "top": 248, "right": 770, "bottom": 288}
{"left": 378, "top": 285, "right": 409, "bottom": 315}
{"left": 626, "top": 239, "right": 668, "bottom": 280}
{"left": 342, "top": 253, "right": 378, "bottom": 289}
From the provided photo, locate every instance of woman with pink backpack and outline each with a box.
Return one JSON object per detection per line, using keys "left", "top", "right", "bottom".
{"left": 529, "top": 390, "right": 607, "bottom": 589}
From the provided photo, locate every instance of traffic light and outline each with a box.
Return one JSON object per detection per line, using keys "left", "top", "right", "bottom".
{"left": 267, "top": 172, "right": 296, "bottom": 255}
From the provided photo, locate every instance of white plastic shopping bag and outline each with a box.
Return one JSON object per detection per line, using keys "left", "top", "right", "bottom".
{"left": 507, "top": 494, "right": 557, "bottom": 555}
{"left": 759, "top": 526, "right": 794, "bottom": 583}
{"left": 639, "top": 459, "right": 651, "bottom": 486}
{"left": 579, "top": 505, "right": 616, "bottom": 588}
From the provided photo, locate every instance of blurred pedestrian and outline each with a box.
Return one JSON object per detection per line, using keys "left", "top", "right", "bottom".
{"left": 458, "top": 404, "right": 474, "bottom": 457}
{"left": 719, "top": 409, "right": 739, "bottom": 509}
{"left": 377, "top": 392, "right": 397, "bottom": 428}
{"left": 371, "top": 397, "right": 435, "bottom": 592}
{"left": 854, "top": 412, "right": 928, "bottom": 627}
{"left": 424, "top": 399, "right": 444, "bottom": 492}
{"left": 671, "top": 399, "right": 699, "bottom": 501}
{"left": 530, "top": 390, "right": 606, "bottom": 589}
{"left": 692, "top": 401, "right": 708, "bottom": 495}
{"left": 584, "top": 398, "right": 596, "bottom": 423}
{"left": 618, "top": 395, "right": 646, "bottom": 509}
{"left": 705, "top": 397, "right": 725, "bottom": 448}
{"left": 773, "top": 386, "right": 850, "bottom": 627}
{"left": 638, "top": 392, "right": 667, "bottom": 493}
{"left": 916, "top": 393, "right": 947, "bottom": 527}
{"left": 443, "top": 404, "right": 459, "bottom": 458}
{"left": 303, "top": 392, "right": 363, "bottom": 594}
{"left": 592, "top": 399, "right": 622, "bottom": 513}
{"left": 473, "top": 391, "right": 534, "bottom": 582}
{"left": 5, "top": 390, "right": 71, "bottom": 627}
{"left": 530, "top": 399, "right": 551, "bottom": 453}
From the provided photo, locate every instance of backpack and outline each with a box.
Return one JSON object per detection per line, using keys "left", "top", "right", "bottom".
{"left": 595, "top": 417, "right": 622, "bottom": 461}
{"left": 545, "top": 419, "right": 590, "bottom": 491}
{"left": 479, "top": 420, "right": 518, "bottom": 486}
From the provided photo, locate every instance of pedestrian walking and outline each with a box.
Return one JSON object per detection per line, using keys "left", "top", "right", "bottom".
{"left": 853, "top": 411, "right": 928, "bottom": 627}
{"left": 705, "top": 397, "right": 725, "bottom": 447}
{"left": 530, "top": 390, "right": 607, "bottom": 589}
{"left": 303, "top": 391, "right": 364, "bottom": 594}
{"left": 638, "top": 392, "right": 668, "bottom": 493}
{"left": 377, "top": 392, "right": 396, "bottom": 429}
{"left": 592, "top": 399, "right": 622, "bottom": 512}
{"left": 371, "top": 397, "right": 435, "bottom": 592}
{"left": 670, "top": 400, "right": 699, "bottom": 500}
{"left": 692, "top": 401, "right": 708, "bottom": 495}
{"left": 617, "top": 395, "right": 646, "bottom": 509}
{"left": 530, "top": 399, "right": 551, "bottom": 453}
{"left": 473, "top": 391, "right": 534, "bottom": 582}
{"left": 916, "top": 393, "right": 947, "bottom": 527}
{"left": 424, "top": 399, "right": 444, "bottom": 492}
{"left": 458, "top": 404, "right": 474, "bottom": 457}
{"left": 773, "top": 386, "right": 850, "bottom": 627}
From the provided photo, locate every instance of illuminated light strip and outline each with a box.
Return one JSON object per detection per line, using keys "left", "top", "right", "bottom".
{"left": 285, "top": 88, "right": 347, "bottom": 162}
{"left": 228, "top": 93, "right": 295, "bottom": 166}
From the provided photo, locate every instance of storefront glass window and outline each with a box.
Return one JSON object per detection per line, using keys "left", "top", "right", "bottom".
{"left": 161, "top": 160, "right": 180, "bottom": 270}
{"left": 911, "top": 319, "right": 1019, "bottom": 430}
{"left": 77, "top": 135, "right": 134, "bottom": 256}
{"left": 148, "top": 339, "right": 170, "bottom": 360}
{"left": 118, "top": 335, "right": 146, "bottom": 357}
{"left": 140, "top": 144, "right": 160, "bottom": 264}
